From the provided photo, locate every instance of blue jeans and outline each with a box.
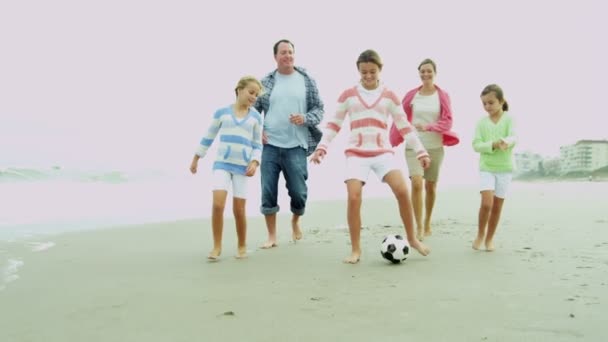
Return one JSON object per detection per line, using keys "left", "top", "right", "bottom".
{"left": 260, "top": 145, "right": 308, "bottom": 216}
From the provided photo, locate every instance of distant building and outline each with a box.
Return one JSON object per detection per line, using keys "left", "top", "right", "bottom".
{"left": 542, "top": 157, "right": 561, "bottom": 176}
{"left": 514, "top": 151, "right": 543, "bottom": 175}
{"left": 560, "top": 140, "right": 608, "bottom": 174}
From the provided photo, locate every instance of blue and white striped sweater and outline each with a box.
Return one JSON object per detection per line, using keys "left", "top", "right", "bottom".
{"left": 196, "top": 106, "right": 263, "bottom": 175}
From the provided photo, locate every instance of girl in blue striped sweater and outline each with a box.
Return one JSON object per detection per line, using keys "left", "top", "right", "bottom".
{"left": 190, "top": 76, "right": 264, "bottom": 260}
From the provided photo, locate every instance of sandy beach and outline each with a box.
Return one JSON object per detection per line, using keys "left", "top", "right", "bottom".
{"left": 1, "top": 182, "right": 606, "bottom": 341}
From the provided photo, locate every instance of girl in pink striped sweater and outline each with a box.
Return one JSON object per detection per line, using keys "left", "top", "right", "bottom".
{"left": 311, "top": 49, "right": 431, "bottom": 264}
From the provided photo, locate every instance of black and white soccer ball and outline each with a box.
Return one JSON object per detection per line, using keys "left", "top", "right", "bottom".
{"left": 380, "top": 234, "right": 410, "bottom": 264}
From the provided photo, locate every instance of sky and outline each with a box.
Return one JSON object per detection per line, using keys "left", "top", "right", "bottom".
{"left": 1, "top": 0, "right": 606, "bottom": 181}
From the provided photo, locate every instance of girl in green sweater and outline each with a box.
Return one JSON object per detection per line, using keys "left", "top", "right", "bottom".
{"left": 472, "top": 84, "right": 516, "bottom": 251}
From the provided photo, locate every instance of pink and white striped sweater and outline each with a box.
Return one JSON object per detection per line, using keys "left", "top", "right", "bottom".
{"left": 317, "top": 86, "right": 428, "bottom": 159}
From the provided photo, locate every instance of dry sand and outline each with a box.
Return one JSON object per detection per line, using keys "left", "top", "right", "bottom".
{"left": 1, "top": 182, "right": 607, "bottom": 341}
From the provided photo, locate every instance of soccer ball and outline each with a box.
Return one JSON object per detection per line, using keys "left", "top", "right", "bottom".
{"left": 380, "top": 234, "right": 410, "bottom": 264}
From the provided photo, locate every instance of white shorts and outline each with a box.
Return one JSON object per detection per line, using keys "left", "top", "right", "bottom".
{"left": 345, "top": 154, "right": 398, "bottom": 184}
{"left": 479, "top": 171, "right": 513, "bottom": 199}
{"left": 212, "top": 169, "right": 248, "bottom": 199}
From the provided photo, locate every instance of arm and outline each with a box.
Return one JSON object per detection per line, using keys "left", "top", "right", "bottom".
{"left": 302, "top": 72, "right": 324, "bottom": 127}
{"left": 390, "top": 88, "right": 416, "bottom": 146}
{"left": 315, "top": 100, "right": 347, "bottom": 153}
{"left": 245, "top": 117, "right": 262, "bottom": 177}
{"left": 425, "top": 91, "right": 453, "bottom": 133}
{"left": 254, "top": 74, "right": 272, "bottom": 115}
{"left": 472, "top": 121, "right": 493, "bottom": 153}
{"left": 253, "top": 97, "right": 265, "bottom": 115}
{"left": 250, "top": 116, "right": 263, "bottom": 163}
{"left": 501, "top": 117, "right": 517, "bottom": 147}
{"left": 190, "top": 112, "right": 221, "bottom": 174}
{"left": 194, "top": 112, "right": 222, "bottom": 159}
{"left": 390, "top": 97, "right": 428, "bottom": 158}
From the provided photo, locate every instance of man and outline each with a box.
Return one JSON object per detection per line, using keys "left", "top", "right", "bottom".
{"left": 254, "top": 39, "right": 324, "bottom": 248}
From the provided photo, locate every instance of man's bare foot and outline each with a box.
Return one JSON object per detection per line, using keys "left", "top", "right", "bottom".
{"left": 291, "top": 219, "right": 303, "bottom": 242}
{"left": 485, "top": 240, "right": 495, "bottom": 252}
{"left": 235, "top": 246, "right": 248, "bottom": 259}
{"left": 208, "top": 248, "right": 221, "bottom": 260}
{"left": 260, "top": 240, "right": 277, "bottom": 249}
{"left": 343, "top": 251, "right": 361, "bottom": 264}
{"left": 409, "top": 239, "right": 430, "bottom": 256}
{"left": 472, "top": 237, "right": 484, "bottom": 250}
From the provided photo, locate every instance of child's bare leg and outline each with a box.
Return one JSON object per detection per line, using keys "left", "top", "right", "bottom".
{"left": 344, "top": 180, "right": 363, "bottom": 264}
{"left": 233, "top": 197, "right": 248, "bottom": 258}
{"left": 485, "top": 196, "right": 504, "bottom": 252}
{"left": 410, "top": 176, "right": 424, "bottom": 240}
{"left": 291, "top": 214, "right": 303, "bottom": 242}
{"left": 385, "top": 171, "right": 430, "bottom": 256}
{"left": 424, "top": 180, "right": 438, "bottom": 236}
{"left": 474, "top": 191, "right": 493, "bottom": 250}
{"left": 209, "top": 190, "right": 227, "bottom": 259}
{"left": 261, "top": 214, "right": 278, "bottom": 249}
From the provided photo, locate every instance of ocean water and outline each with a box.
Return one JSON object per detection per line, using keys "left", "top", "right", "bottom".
{"left": 0, "top": 166, "right": 234, "bottom": 241}
{"left": 0, "top": 164, "right": 397, "bottom": 242}
{"left": 4, "top": 162, "right": 604, "bottom": 243}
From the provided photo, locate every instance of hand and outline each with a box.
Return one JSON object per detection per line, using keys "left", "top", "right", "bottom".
{"left": 190, "top": 161, "right": 198, "bottom": 174}
{"left": 289, "top": 113, "right": 305, "bottom": 126}
{"left": 262, "top": 131, "right": 268, "bottom": 144}
{"left": 419, "top": 156, "right": 431, "bottom": 169}
{"left": 245, "top": 160, "right": 259, "bottom": 177}
{"left": 310, "top": 149, "right": 326, "bottom": 164}
{"left": 414, "top": 124, "right": 426, "bottom": 132}
{"left": 493, "top": 140, "right": 509, "bottom": 151}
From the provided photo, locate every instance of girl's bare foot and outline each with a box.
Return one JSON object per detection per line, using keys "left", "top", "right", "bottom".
{"left": 416, "top": 229, "right": 424, "bottom": 241}
{"left": 208, "top": 248, "right": 221, "bottom": 260}
{"left": 236, "top": 246, "right": 248, "bottom": 259}
{"left": 343, "top": 251, "right": 361, "bottom": 264}
{"left": 485, "top": 240, "right": 495, "bottom": 252}
{"left": 260, "top": 241, "right": 277, "bottom": 249}
{"left": 472, "top": 237, "right": 484, "bottom": 250}
{"left": 409, "top": 239, "right": 430, "bottom": 256}
{"left": 424, "top": 221, "right": 432, "bottom": 236}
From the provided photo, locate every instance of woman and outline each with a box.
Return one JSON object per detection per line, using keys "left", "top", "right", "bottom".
{"left": 389, "top": 59, "right": 459, "bottom": 240}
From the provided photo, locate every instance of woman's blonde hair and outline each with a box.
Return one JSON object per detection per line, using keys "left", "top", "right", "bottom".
{"left": 235, "top": 76, "right": 264, "bottom": 98}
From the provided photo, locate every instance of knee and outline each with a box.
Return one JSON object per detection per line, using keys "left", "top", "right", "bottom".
{"left": 347, "top": 192, "right": 362, "bottom": 205}
{"left": 212, "top": 203, "right": 225, "bottom": 214}
{"left": 411, "top": 178, "right": 423, "bottom": 193}
{"left": 287, "top": 178, "right": 308, "bottom": 201}
{"left": 479, "top": 201, "right": 493, "bottom": 213}
{"left": 291, "top": 187, "right": 308, "bottom": 204}
{"left": 491, "top": 199, "right": 504, "bottom": 212}
{"left": 233, "top": 206, "right": 245, "bottom": 218}
{"left": 425, "top": 181, "right": 437, "bottom": 195}
{"left": 392, "top": 186, "right": 409, "bottom": 200}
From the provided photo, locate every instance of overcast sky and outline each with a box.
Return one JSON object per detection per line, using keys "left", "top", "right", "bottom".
{"left": 1, "top": 0, "right": 606, "bottom": 180}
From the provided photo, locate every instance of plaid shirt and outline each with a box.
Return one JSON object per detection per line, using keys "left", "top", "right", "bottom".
{"left": 254, "top": 66, "right": 324, "bottom": 156}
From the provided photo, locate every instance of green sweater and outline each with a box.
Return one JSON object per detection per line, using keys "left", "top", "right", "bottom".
{"left": 472, "top": 112, "right": 516, "bottom": 172}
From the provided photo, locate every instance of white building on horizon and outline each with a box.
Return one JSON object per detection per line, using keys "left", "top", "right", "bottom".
{"left": 559, "top": 140, "right": 608, "bottom": 174}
